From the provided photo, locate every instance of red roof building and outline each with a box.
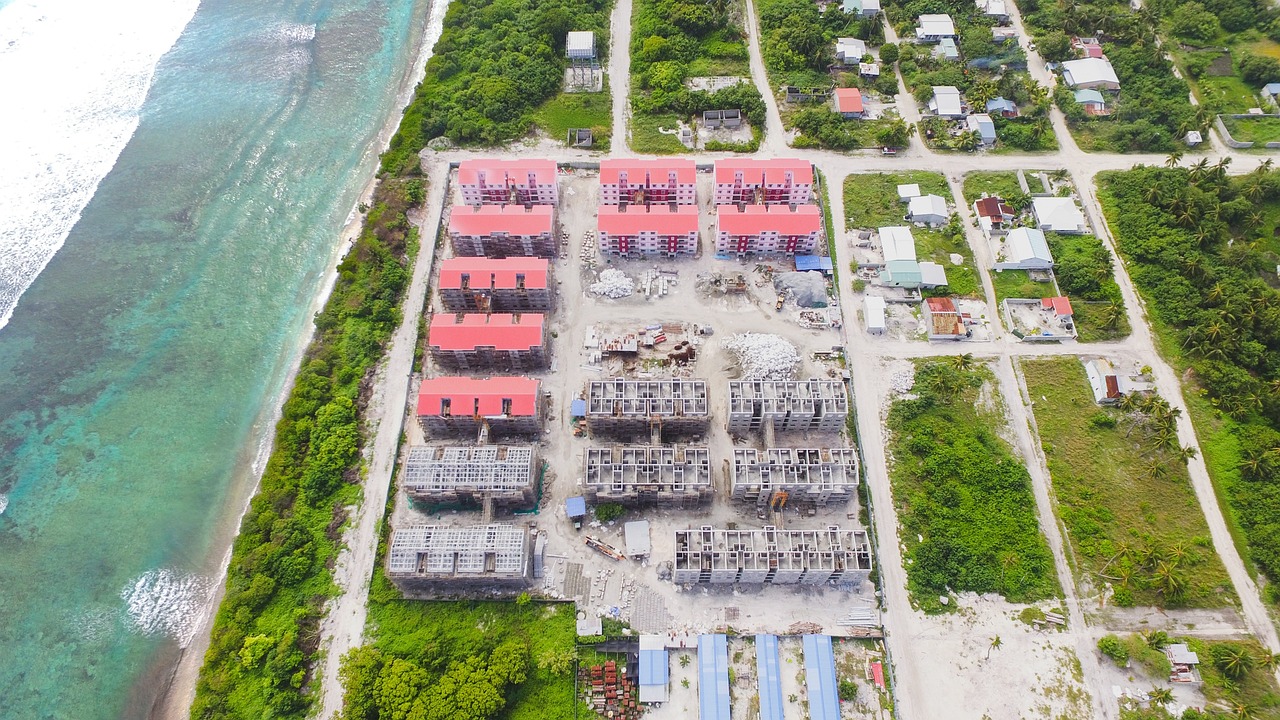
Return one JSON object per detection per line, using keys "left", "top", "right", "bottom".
{"left": 437, "top": 257, "right": 551, "bottom": 313}
{"left": 972, "top": 196, "right": 1015, "bottom": 234}
{"left": 715, "top": 204, "right": 822, "bottom": 255}
{"left": 1041, "top": 296, "right": 1074, "bottom": 318}
{"left": 599, "top": 159, "right": 697, "bottom": 206}
{"left": 833, "top": 88, "right": 865, "bottom": 117}
{"left": 714, "top": 159, "right": 814, "bottom": 205}
{"left": 924, "top": 297, "right": 966, "bottom": 340}
{"left": 448, "top": 205, "right": 556, "bottom": 258}
{"left": 457, "top": 159, "right": 558, "bottom": 206}
{"left": 417, "top": 376, "right": 542, "bottom": 437}
{"left": 428, "top": 313, "right": 547, "bottom": 371}
{"left": 598, "top": 205, "right": 700, "bottom": 257}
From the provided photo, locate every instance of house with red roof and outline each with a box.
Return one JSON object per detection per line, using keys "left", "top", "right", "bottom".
{"left": 714, "top": 159, "right": 814, "bottom": 205}
{"left": 833, "top": 88, "right": 866, "bottom": 118}
{"left": 448, "top": 204, "right": 556, "bottom": 258}
{"left": 599, "top": 159, "right": 696, "bottom": 206}
{"left": 438, "top": 257, "right": 552, "bottom": 313}
{"left": 428, "top": 313, "right": 548, "bottom": 371}
{"left": 1041, "top": 296, "right": 1073, "bottom": 320}
{"left": 457, "top": 159, "right": 558, "bottom": 206}
{"left": 923, "top": 297, "right": 967, "bottom": 340}
{"left": 598, "top": 205, "right": 700, "bottom": 257}
{"left": 417, "top": 376, "right": 543, "bottom": 437}
{"left": 715, "top": 205, "right": 822, "bottom": 255}
{"left": 972, "top": 196, "right": 1015, "bottom": 236}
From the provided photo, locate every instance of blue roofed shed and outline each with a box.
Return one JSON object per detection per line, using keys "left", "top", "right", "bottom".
{"left": 570, "top": 398, "right": 587, "bottom": 417}
{"left": 795, "top": 255, "right": 834, "bottom": 274}
{"left": 1264, "top": 82, "right": 1280, "bottom": 97}
{"left": 565, "top": 496, "right": 587, "bottom": 519}
{"left": 698, "top": 634, "right": 731, "bottom": 720}
{"left": 639, "top": 635, "right": 670, "bottom": 703}
{"left": 803, "top": 635, "right": 841, "bottom": 720}
{"left": 756, "top": 635, "right": 785, "bottom": 720}
{"left": 986, "top": 97, "right": 1018, "bottom": 117}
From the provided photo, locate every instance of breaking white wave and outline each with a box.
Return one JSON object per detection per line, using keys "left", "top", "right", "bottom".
{"left": 120, "top": 568, "right": 214, "bottom": 647}
{"left": 0, "top": 494, "right": 7, "bottom": 515}
{"left": 0, "top": 0, "right": 200, "bottom": 330}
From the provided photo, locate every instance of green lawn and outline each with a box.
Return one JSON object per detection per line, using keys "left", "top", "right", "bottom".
{"left": 990, "top": 268, "right": 1054, "bottom": 302}
{"left": 1022, "top": 358, "right": 1234, "bottom": 608}
{"left": 962, "top": 171, "right": 1024, "bottom": 203}
{"left": 1071, "top": 301, "right": 1131, "bottom": 343}
{"left": 844, "top": 171, "right": 949, "bottom": 229}
{"left": 916, "top": 228, "right": 981, "bottom": 298}
{"left": 1223, "top": 115, "right": 1280, "bottom": 144}
{"left": 533, "top": 88, "right": 613, "bottom": 150}
{"left": 628, "top": 112, "right": 687, "bottom": 154}
{"left": 1043, "top": 232, "right": 1131, "bottom": 343}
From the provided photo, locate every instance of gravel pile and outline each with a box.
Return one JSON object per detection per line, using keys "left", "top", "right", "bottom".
{"left": 889, "top": 370, "right": 915, "bottom": 394}
{"left": 725, "top": 333, "right": 799, "bottom": 380}
{"left": 589, "top": 269, "right": 634, "bottom": 298}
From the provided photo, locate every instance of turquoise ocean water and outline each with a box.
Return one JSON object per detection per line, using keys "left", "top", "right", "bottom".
{"left": 0, "top": 0, "right": 430, "bottom": 716}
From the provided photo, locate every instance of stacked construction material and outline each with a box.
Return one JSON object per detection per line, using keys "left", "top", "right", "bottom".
{"left": 725, "top": 333, "right": 799, "bottom": 380}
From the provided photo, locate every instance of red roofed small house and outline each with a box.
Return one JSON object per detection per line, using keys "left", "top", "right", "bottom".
{"left": 833, "top": 88, "right": 866, "bottom": 118}
{"left": 923, "top": 297, "right": 966, "bottom": 340}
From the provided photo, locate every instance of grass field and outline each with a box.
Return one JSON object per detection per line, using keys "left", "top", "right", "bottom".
{"left": 1223, "top": 115, "right": 1280, "bottom": 144}
{"left": 990, "top": 268, "right": 1054, "bottom": 302}
{"left": 915, "top": 228, "right": 981, "bottom": 298}
{"left": 629, "top": 112, "right": 687, "bottom": 154}
{"left": 1043, "top": 232, "right": 1131, "bottom": 343}
{"left": 962, "top": 171, "right": 1024, "bottom": 202}
{"left": 1021, "top": 358, "right": 1234, "bottom": 608}
{"left": 1070, "top": 301, "right": 1132, "bottom": 343}
{"left": 533, "top": 88, "right": 613, "bottom": 151}
{"left": 844, "top": 172, "right": 949, "bottom": 229}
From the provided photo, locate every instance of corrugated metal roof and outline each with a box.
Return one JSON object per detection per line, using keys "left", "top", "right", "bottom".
{"left": 755, "top": 635, "right": 785, "bottom": 720}
{"left": 698, "top": 634, "right": 731, "bottom": 720}
{"left": 565, "top": 496, "right": 586, "bottom": 517}
{"left": 638, "top": 646, "right": 669, "bottom": 702}
{"left": 795, "top": 255, "right": 834, "bottom": 272}
{"left": 803, "top": 635, "right": 840, "bottom": 720}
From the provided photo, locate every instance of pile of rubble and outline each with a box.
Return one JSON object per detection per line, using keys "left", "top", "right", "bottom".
{"left": 889, "top": 369, "right": 915, "bottom": 394}
{"left": 590, "top": 269, "right": 634, "bottom": 298}
{"left": 725, "top": 333, "right": 800, "bottom": 380}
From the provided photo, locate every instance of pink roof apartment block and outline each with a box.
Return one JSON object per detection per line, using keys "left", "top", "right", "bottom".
{"left": 599, "top": 159, "right": 697, "bottom": 206}
{"left": 448, "top": 205, "right": 556, "bottom": 258}
{"left": 715, "top": 204, "right": 821, "bottom": 255}
{"left": 457, "top": 159, "right": 558, "bottom": 206}
{"left": 714, "top": 159, "right": 814, "bottom": 205}
{"left": 598, "top": 205, "right": 700, "bottom": 257}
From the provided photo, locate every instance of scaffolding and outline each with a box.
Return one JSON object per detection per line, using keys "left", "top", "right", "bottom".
{"left": 387, "top": 524, "right": 530, "bottom": 590}
{"left": 672, "top": 525, "right": 872, "bottom": 587}
{"left": 585, "top": 378, "right": 710, "bottom": 439}
{"left": 584, "top": 445, "right": 712, "bottom": 506}
{"left": 727, "top": 379, "right": 849, "bottom": 434}
{"left": 729, "top": 447, "right": 859, "bottom": 506}
{"left": 402, "top": 445, "right": 536, "bottom": 506}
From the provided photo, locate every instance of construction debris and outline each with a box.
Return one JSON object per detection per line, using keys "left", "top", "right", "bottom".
{"left": 889, "top": 369, "right": 915, "bottom": 394}
{"left": 590, "top": 269, "right": 634, "bottom": 298}
{"left": 724, "top": 333, "right": 800, "bottom": 380}
{"left": 773, "top": 271, "right": 829, "bottom": 308}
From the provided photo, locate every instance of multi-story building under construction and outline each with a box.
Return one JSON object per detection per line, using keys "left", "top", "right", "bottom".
{"left": 402, "top": 445, "right": 537, "bottom": 506}
{"left": 727, "top": 379, "right": 848, "bottom": 434}
{"left": 585, "top": 378, "right": 709, "bottom": 439}
{"left": 672, "top": 525, "right": 872, "bottom": 586}
{"left": 437, "top": 257, "right": 552, "bottom": 313}
{"left": 583, "top": 445, "right": 711, "bottom": 506}
{"left": 387, "top": 524, "right": 530, "bottom": 591}
{"left": 729, "top": 447, "right": 859, "bottom": 506}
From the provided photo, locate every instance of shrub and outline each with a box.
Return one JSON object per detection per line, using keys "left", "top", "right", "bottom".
{"left": 594, "top": 503, "right": 625, "bottom": 522}
{"left": 838, "top": 679, "right": 858, "bottom": 701}
{"left": 879, "top": 42, "right": 899, "bottom": 64}
{"left": 1098, "top": 635, "right": 1130, "bottom": 666}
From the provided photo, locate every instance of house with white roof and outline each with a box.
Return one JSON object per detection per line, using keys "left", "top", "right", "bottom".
{"left": 1032, "top": 196, "right": 1088, "bottom": 234}
{"left": 879, "top": 226, "right": 917, "bottom": 262}
{"left": 1061, "top": 58, "right": 1120, "bottom": 90}
{"left": 966, "top": 114, "right": 997, "bottom": 146}
{"left": 897, "top": 183, "right": 921, "bottom": 201}
{"left": 864, "top": 295, "right": 887, "bottom": 333}
{"left": 978, "top": 0, "right": 1010, "bottom": 20}
{"left": 916, "top": 14, "right": 957, "bottom": 41}
{"left": 908, "top": 194, "right": 949, "bottom": 226}
{"left": 934, "top": 38, "right": 960, "bottom": 61}
{"left": 835, "top": 37, "right": 868, "bottom": 65}
{"left": 928, "top": 86, "right": 966, "bottom": 118}
{"left": 843, "top": 0, "right": 881, "bottom": 16}
{"left": 995, "top": 227, "right": 1054, "bottom": 270}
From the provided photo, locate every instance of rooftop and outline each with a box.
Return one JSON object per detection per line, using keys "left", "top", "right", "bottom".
{"left": 417, "top": 376, "right": 540, "bottom": 417}
{"left": 834, "top": 87, "right": 864, "bottom": 113}
{"left": 600, "top": 158, "right": 696, "bottom": 185}
{"left": 598, "top": 204, "right": 699, "bottom": 235}
{"left": 974, "top": 196, "right": 1013, "bottom": 219}
{"left": 449, "top": 204, "right": 554, "bottom": 237}
{"left": 437, "top": 256, "right": 549, "bottom": 290}
{"left": 457, "top": 158, "right": 557, "bottom": 186}
{"left": 715, "top": 158, "right": 814, "bottom": 186}
{"left": 1042, "top": 296, "right": 1073, "bottom": 316}
{"left": 1061, "top": 57, "right": 1119, "bottom": 87}
{"left": 718, "top": 204, "right": 822, "bottom": 235}
{"left": 879, "top": 226, "right": 917, "bottom": 262}
{"left": 428, "top": 313, "right": 545, "bottom": 351}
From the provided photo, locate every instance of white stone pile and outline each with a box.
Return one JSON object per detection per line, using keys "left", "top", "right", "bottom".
{"left": 889, "top": 369, "right": 915, "bottom": 394}
{"left": 725, "top": 333, "right": 799, "bottom": 380}
{"left": 590, "top": 269, "right": 634, "bottom": 298}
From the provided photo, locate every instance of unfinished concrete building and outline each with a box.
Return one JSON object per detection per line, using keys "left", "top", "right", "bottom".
{"left": 427, "top": 313, "right": 548, "bottom": 372}
{"left": 402, "top": 445, "right": 537, "bottom": 506}
{"left": 584, "top": 445, "right": 712, "bottom": 506}
{"left": 438, "top": 257, "right": 552, "bottom": 313}
{"left": 585, "top": 378, "right": 710, "bottom": 439}
{"left": 729, "top": 447, "right": 859, "bottom": 506}
{"left": 387, "top": 524, "right": 530, "bottom": 591}
{"left": 448, "top": 205, "right": 557, "bottom": 258}
{"left": 417, "top": 377, "right": 542, "bottom": 438}
{"left": 672, "top": 525, "right": 873, "bottom": 586}
{"left": 727, "top": 379, "right": 848, "bottom": 434}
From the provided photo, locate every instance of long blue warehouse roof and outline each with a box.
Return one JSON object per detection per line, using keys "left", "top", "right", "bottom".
{"left": 755, "top": 634, "right": 785, "bottom": 720}
{"left": 803, "top": 634, "right": 840, "bottom": 720}
{"left": 698, "top": 634, "right": 731, "bottom": 720}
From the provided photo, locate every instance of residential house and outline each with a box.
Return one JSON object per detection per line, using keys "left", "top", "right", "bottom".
{"left": 1166, "top": 644, "right": 1203, "bottom": 684}
{"left": 1041, "top": 296, "right": 1074, "bottom": 324}
{"left": 986, "top": 97, "right": 1019, "bottom": 117}
{"left": 877, "top": 226, "right": 947, "bottom": 288}
{"left": 864, "top": 295, "right": 887, "bottom": 333}
{"left": 859, "top": 62, "right": 880, "bottom": 78}
{"left": 923, "top": 297, "right": 966, "bottom": 340}
{"left": 599, "top": 159, "right": 697, "bottom": 206}
{"left": 995, "top": 227, "right": 1054, "bottom": 270}
{"left": 457, "top": 159, "right": 559, "bottom": 206}
{"left": 1186, "top": 130, "right": 1203, "bottom": 146}
{"left": 897, "top": 183, "right": 921, "bottom": 201}
{"left": 438, "top": 257, "right": 552, "bottom": 313}
{"left": 714, "top": 159, "right": 814, "bottom": 205}
{"left": 1072, "top": 36, "right": 1105, "bottom": 59}
{"left": 992, "top": 26, "right": 1019, "bottom": 43}
{"left": 716, "top": 204, "right": 822, "bottom": 255}
{"left": 972, "top": 196, "right": 1014, "bottom": 235}
{"left": 428, "top": 313, "right": 548, "bottom": 371}
{"left": 598, "top": 205, "right": 700, "bottom": 257}
{"left": 1083, "top": 359, "right": 1122, "bottom": 405}
{"left": 833, "top": 87, "right": 866, "bottom": 118}
{"left": 835, "top": 37, "right": 867, "bottom": 65}
{"left": 842, "top": 0, "right": 881, "bottom": 15}
{"left": 449, "top": 204, "right": 556, "bottom": 258}
{"left": 1061, "top": 58, "right": 1120, "bottom": 90}
{"left": 417, "top": 376, "right": 543, "bottom": 437}
{"left": 915, "top": 14, "right": 957, "bottom": 41}
{"left": 928, "top": 86, "right": 966, "bottom": 118}
{"left": 1031, "top": 196, "right": 1088, "bottom": 234}
{"left": 907, "top": 194, "right": 949, "bottom": 226}
{"left": 933, "top": 37, "right": 960, "bottom": 61}
{"left": 977, "top": 0, "right": 1009, "bottom": 21}
{"left": 1073, "top": 88, "right": 1110, "bottom": 116}
{"left": 966, "top": 113, "right": 997, "bottom": 146}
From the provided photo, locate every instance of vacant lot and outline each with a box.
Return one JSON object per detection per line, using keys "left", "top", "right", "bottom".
{"left": 991, "top": 268, "right": 1054, "bottom": 303}
{"left": 963, "top": 171, "right": 1024, "bottom": 203}
{"left": 534, "top": 87, "right": 613, "bottom": 150}
{"left": 1022, "top": 358, "right": 1234, "bottom": 608}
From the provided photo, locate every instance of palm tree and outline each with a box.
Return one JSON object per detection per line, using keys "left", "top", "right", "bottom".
{"left": 956, "top": 130, "right": 981, "bottom": 152}
{"left": 1258, "top": 651, "right": 1279, "bottom": 671}
{"left": 951, "top": 353, "right": 975, "bottom": 371}
{"left": 1178, "top": 446, "right": 1198, "bottom": 464}
{"left": 1189, "top": 158, "right": 1211, "bottom": 182}
{"left": 1144, "top": 458, "right": 1169, "bottom": 482}
{"left": 1100, "top": 302, "right": 1124, "bottom": 330}
{"left": 1145, "top": 184, "right": 1165, "bottom": 204}
{"left": 1147, "top": 686, "right": 1174, "bottom": 706}
{"left": 1216, "top": 645, "right": 1255, "bottom": 680}
{"left": 987, "top": 635, "right": 1003, "bottom": 660}
{"left": 1230, "top": 701, "right": 1258, "bottom": 720}
{"left": 1152, "top": 561, "right": 1187, "bottom": 602}
{"left": 1165, "top": 150, "right": 1183, "bottom": 168}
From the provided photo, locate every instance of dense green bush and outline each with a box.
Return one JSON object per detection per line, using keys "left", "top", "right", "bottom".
{"left": 1097, "top": 635, "right": 1130, "bottom": 666}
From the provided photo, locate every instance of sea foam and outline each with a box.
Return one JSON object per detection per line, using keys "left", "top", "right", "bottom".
{"left": 0, "top": 0, "right": 200, "bottom": 330}
{"left": 121, "top": 568, "right": 215, "bottom": 647}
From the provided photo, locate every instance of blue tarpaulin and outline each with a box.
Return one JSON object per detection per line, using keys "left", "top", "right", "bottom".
{"left": 795, "top": 255, "right": 834, "bottom": 273}
{"left": 565, "top": 496, "right": 586, "bottom": 518}
{"left": 803, "top": 635, "right": 840, "bottom": 720}
{"left": 755, "top": 635, "right": 784, "bottom": 720}
{"left": 570, "top": 398, "right": 587, "bottom": 417}
{"left": 698, "top": 634, "right": 731, "bottom": 720}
